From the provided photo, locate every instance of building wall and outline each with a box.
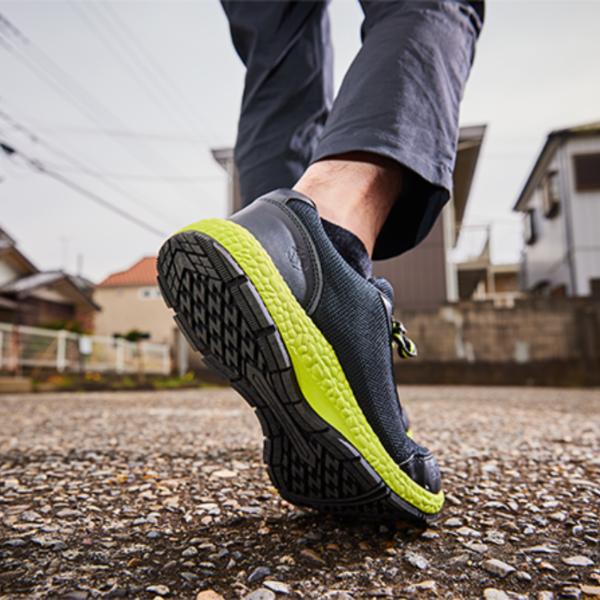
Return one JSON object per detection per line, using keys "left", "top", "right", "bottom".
{"left": 372, "top": 216, "right": 447, "bottom": 311}
{"left": 562, "top": 136, "right": 600, "bottom": 296}
{"left": 19, "top": 298, "right": 75, "bottom": 328}
{"left": 0, "top": 260, "right": 21, "bottom": 287}
{"left": 521, "top": 151, "right": 571, "bottom": 293}
{"left": 94, "top": 285, "right": 175, "bottom": 343}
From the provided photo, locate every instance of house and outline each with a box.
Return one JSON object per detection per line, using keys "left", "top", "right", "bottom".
{"left": 94, "top": 256, "right": 174, "bottom": 343}
{"left": 456, "top": 237, "right": 521, "bottom": 308}
{"left": 0, "top": 226, "right": 98, "bottom": 330}
{"left": 513, "top": 122, "right": 600, "bottom": 297}
{"left": 212, "top": 124, "right": 487, "bottom": 311}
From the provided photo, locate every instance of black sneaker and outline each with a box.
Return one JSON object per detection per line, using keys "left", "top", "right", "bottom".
{"left": 157, "top": 189, "right": 443, "bottom": 523}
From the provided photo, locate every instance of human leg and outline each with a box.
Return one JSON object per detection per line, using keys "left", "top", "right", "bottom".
{"left": 221, "top": 0, "right": 333, "bottom": 207}
{"left": 306, "top": 0, "right": 483, "bottom": 259}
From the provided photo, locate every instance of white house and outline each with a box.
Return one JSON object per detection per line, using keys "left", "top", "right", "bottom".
{"left": 514, "top": 122, "right": 600, "bottom": 297}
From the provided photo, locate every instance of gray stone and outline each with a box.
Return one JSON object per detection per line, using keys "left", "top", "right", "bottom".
{"left": 483, "top": 590, "right": 510, "bottom": 600}
{"left": 300, "top": 548, "right": 327, "bottom": 566}
{"left": 182, "top": 546, "right": 198, "bottom": 558}
{"left": 464, "top": 541, "right": 489, "bottom": 554}
{"left": 445, "top": 517, "right": 463, "bottom": 527}
{"left": 482, "top": 559, "right": 516, "bottom": 577}
{"left": 103, "top": 586, "right": 127, "bottom": 599}
{"left": 561, "top": 555, "right": 594, "bottom": 567}
{"left": 248, "top": 566, "right": 271, "bottom": 584}
{"left": 56, "top": 509, "right": 83, "bottom": 518}
{"left": 321, "top": 593, "right": 354, "bottom": 600}
{"left": 242, "top": 590, "right": 276, "bottom": 600}
{"left": 5, "top": 538, "right": 26, "bottom": 547}
{"left": 147, "top": 530, "right": 161, "bottom": 539}
{"left": 405, "top": 552, "right": 429, "bottom": 570}
{"left": 522, "top": 545, "right": 558, "bottom": 554}
{"left": 263, "top": 581, "right": 290, "bottom": 594}
{"left": 146, "top": 585, "right": 170, "bottom": 596}
{"left": 457, "top": 526, "right": 482, "bottom": 538}
{"left": 537, "top": 593, "right": 554, "bottom": 600}
{"left": 21, "top": 510, "right": 42, "bottom": 522}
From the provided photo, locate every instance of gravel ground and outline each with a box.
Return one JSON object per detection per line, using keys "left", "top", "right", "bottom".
{"left": 0, "top": 386, "right": 599, "bottom": 600}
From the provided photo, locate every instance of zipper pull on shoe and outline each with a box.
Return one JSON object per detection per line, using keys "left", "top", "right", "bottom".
{"left": 392, "top": 319, "right": 418, "bottom": 359}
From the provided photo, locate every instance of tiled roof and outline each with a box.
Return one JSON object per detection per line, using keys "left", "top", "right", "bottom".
{"left": 98, "top": 257, "right": 158, "bottom": 287}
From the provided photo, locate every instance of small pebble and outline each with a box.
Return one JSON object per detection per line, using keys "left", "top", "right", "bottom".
{"left": 146, "top": 585, "right": 170, "bottom": 596}
{"left": 263, "top": 581, "right": 290, "bottom": 594}
{"left": 196, "top": 592, "right": 225, "bottom": 600}
{"left": 300, "top": 548, "right": 327, "bottom": 566}
{"left": 242, "top": 590, "right": 276, "bottom": 600}
{"left": 562, "top": 556, "right": 594, "bottom": 567}
{"left": 405, "top": 552, "right": 429, "bottom": 570}
{"left": 484, "top": 590, "right": 510, "bottom": 600}
{"left": 482, "top": 559, "right": 516, "bottom": 577}
{"left": 247, "top": 566, "right": 271, "bottom": 584}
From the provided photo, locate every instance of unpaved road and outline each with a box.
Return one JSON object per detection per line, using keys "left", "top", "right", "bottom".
{"left": 1, "top": 386, "right": 599, "bottom": 600}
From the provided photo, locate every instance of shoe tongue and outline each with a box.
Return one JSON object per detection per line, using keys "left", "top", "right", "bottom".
{"left": 369, "top": 277, "right": 395, "bottom": 305}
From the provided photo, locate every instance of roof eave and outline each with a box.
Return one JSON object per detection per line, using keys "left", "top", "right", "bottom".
{"left": 513, "top": 134, "right": 562, "bottom": 213}
{"left": 513, "top": 123, "right": 600, "bottom": 212}
{"left": 453, "top": 124, "right": 487, "bottom": 235}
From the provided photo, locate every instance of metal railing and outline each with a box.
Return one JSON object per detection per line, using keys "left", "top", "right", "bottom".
{"left": 0, "top": 323, "right": 170, "bottom": 375}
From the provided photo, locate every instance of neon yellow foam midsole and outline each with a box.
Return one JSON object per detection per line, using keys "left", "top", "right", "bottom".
{"left": 179, "top": 218, "right": 444, "bottom": 514}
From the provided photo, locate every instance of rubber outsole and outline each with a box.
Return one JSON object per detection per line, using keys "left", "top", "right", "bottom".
{"left": 157, "top": 229, "right": 439, "bottom": 524}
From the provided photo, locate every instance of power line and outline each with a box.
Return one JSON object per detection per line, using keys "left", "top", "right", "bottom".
{"left": 47, "top": 165, "right": 220, "bottom": 182}
{"left": 19, "top": 124, "right": 210, "bottom": 143}
{"left": 97, "top": 1, "right": 221, "bottom": 142}
{"left": 0, "top": 12, "right": 208, "bottom": 207}
{"left": 1, "top": 140, "right": 168, "bottom": 238}
{"left": 44, "top": 164, "right": 222, "bottom": 183}
{"left": 69, "top": 2, "right": 208, "bottom": 148}
{"left": 0, "top": 108, "right": 181, "bottom": 227}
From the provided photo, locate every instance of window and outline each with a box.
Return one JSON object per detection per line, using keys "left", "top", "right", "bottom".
{"left": 524, "top": 209, "right": 537, "bottom": 245}
{"left": 138, "top": 286, "right": 162, "bottom": 301}
{"left": 542, "top": 171, "right": 560, "bottom": 218}
{"left": 573, "top": 153, "right": 600, "bottom": 191}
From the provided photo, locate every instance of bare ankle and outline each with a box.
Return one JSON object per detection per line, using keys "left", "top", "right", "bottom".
{"left": 293, "top": 151, "right": 402, "bottom": 256}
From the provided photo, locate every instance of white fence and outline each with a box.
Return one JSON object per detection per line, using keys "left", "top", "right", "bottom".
{"left": 0, "top": 323, "right": 170, "bottom": 375}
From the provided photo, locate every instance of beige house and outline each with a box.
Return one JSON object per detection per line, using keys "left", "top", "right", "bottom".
{"left": 94, "top": 257, "right": 174, "bottom": 343}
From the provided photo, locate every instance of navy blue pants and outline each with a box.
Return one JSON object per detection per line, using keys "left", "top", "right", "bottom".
{"left": 221, "top": 1, "right": 484, "bottom": 259}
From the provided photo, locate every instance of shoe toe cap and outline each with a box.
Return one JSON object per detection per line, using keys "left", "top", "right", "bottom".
{"left": 402, "top": 450, "right": 442, "bottom": 494}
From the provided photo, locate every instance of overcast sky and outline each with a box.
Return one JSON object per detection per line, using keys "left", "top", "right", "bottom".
{"left": 1, "top": 0, "right": 599, "bottom": 283}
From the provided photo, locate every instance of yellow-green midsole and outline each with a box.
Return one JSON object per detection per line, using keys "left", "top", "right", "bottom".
{"left": 179, "top": 218, "right": 444, "bottom": 514}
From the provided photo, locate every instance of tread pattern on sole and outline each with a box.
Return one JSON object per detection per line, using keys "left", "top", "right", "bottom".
{"left": 157, "top": 230, "right": 437, "bottom": 523}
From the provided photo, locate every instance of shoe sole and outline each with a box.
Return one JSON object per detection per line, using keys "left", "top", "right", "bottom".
{"left": 157, "top": 219, "right": 443, "bottom": 523}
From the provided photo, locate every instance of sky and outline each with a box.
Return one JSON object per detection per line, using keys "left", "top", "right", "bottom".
{"left": 0, "top": 0, "right": 599, "bottom": 283}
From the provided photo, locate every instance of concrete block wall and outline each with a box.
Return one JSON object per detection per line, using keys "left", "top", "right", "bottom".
{"left": 397, "top": 298, "right": 599, "bottom": 365}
